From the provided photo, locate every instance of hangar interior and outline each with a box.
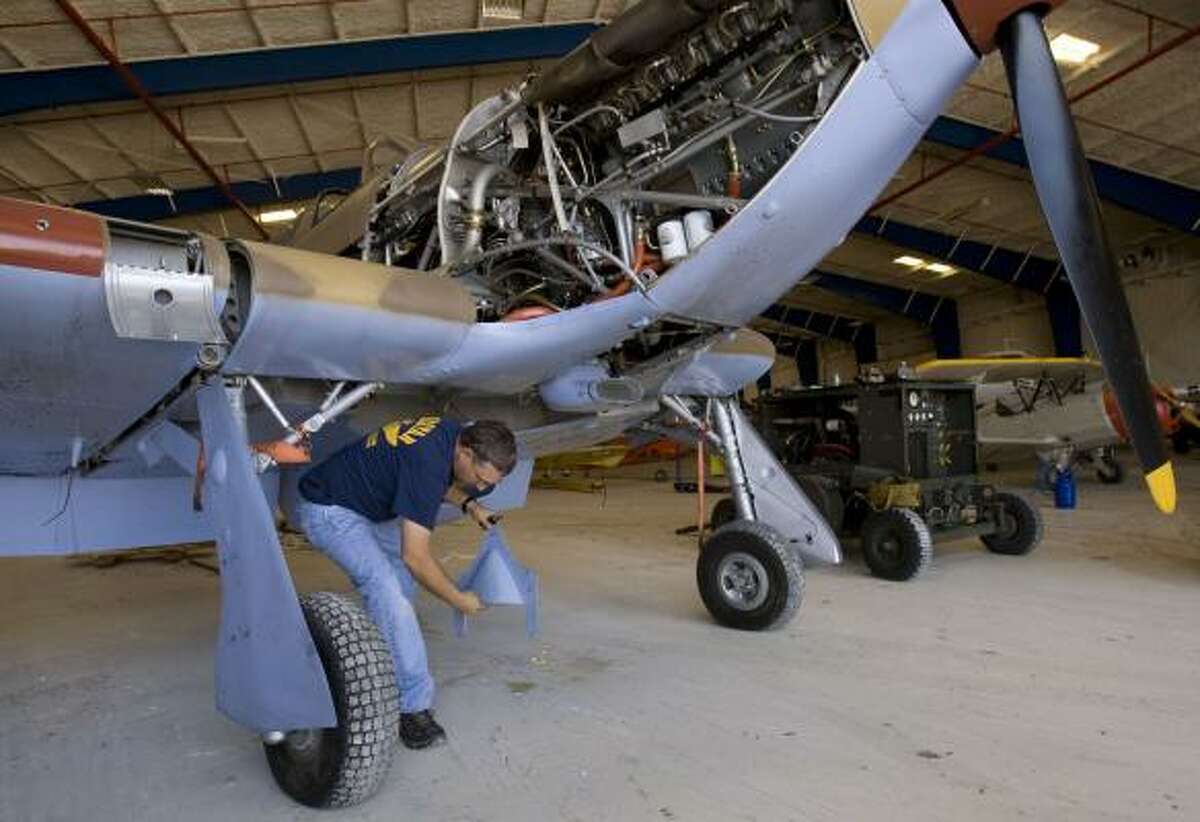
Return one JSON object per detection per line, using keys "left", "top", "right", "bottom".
{"left": 2, "top": 0, "right": 1197, "bottom": 384}
{"left": 0, "top": 1, "right": 1198, "bottom": 821}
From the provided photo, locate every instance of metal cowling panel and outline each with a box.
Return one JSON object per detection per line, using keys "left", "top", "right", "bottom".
{"left": 222, "top": 241, "right": 475, "bottom": 382}
{"left": 0, "top": 264, "right": 202, "bottom": 475}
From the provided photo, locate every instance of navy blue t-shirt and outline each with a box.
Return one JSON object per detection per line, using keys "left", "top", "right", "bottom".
{"left": 299, "top": 416, "right": 462, "bottom": 528}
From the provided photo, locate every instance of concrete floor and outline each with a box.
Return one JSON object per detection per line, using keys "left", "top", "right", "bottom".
{"left": 2, "top": 457, "right": 1198, "bottom": 822}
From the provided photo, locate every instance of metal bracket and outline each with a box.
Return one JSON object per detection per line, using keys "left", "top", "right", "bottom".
{"left": 196, "top": 380, "right": 336, "bottom": 732}
{"left": 452, "top": 526, "right": 538, "bottom": 638}
{"left": 668, "top": 395, "right": 842, "bottom": 565}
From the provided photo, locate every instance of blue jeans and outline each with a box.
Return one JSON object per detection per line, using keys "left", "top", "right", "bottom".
{"left": 295, "top": 499, "right": 434, "bottom": 713}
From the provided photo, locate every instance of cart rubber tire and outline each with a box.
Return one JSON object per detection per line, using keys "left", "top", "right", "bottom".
{"left": 1172, "top": 430, "right": 1191, "bottom": 455}
{"left": 1096, "top": 458, "right": 1124, "bottom": 485}
{"left": 710, "top": 497, "right": 739, "bottom": 530}
{"left": 697, "top": 521, "right": 804, "bottom": 631}
{"left": 981, "top": 492, "right": 1043, "bottom": 556}
{"left": 795, "top": 475, "right": 845, "bottom": 534}
{"left": 861, "top": 508, "right": 933, "bottom": 581}
{"left": 265, "top": 592, "right": 400, "bottom": 808}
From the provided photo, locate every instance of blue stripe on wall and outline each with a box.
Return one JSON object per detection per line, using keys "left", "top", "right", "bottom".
{"left": 926, "top": 117, "right": 1200, "bottom": 236}
{"left": 3, "top": 17, "right": 1191, "bottom": 236}
{"left": 811, "top": 269, "right": 961, "bottom": 358}
{"left": 78, "top": 167, "right": 361, "bottom": 222}
{"left": 0, "top": 23, "right": 600, "bottom": 118}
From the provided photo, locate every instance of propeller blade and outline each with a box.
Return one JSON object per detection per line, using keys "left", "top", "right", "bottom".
{"left": 998, "top": 10, "right": 1175, "bottom": 514}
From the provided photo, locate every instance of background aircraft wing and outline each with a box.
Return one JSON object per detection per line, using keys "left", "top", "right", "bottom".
{"left": 916, "top": 357, "right": 1105, "bottom": 385}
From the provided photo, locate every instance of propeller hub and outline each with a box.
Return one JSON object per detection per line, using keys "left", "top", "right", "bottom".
{"left": 945, "top": 0, "right": 1067, "bottom": 54}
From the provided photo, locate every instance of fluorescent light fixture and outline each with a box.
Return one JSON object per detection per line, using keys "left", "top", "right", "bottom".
{"left": 145, "top": 186, "right": 173, "bottom": 197}
{"left": 1050, "top": 33, "right": 1100, "bottom": 65}
{"left": 480, "top": 0, "right": 523, "bottom": 20}
{"left": 926, "top": 262, "right": 957, "bottom": 276}
{"left": 259, "top": 208, "right": 299, "bottom": 224}
{"left": 894, "top": 255, "right": 926, "bottom": 268}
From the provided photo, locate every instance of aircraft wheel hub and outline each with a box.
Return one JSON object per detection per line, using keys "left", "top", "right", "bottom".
{"left": 717, "top": 551, "right": 769, "bottom": 611}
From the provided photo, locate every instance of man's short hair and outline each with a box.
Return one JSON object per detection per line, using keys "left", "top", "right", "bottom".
{"left": 461, "top": 420, "right": 517, "bottom": 475}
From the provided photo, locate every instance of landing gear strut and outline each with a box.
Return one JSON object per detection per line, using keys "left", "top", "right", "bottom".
{"left": 663, "top": 396, "right": 841, "bottom": 631}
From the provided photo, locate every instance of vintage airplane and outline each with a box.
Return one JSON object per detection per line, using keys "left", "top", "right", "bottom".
{"left": 0, "top": 0, "right": 1179, "bottom": 808}
{"left": 915, "top": 356, "right": 1196, "bottom": 484}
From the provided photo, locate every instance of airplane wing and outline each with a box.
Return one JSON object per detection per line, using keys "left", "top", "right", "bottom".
{"left": 915, "top": 357, "right": 1105, "bottom": 385}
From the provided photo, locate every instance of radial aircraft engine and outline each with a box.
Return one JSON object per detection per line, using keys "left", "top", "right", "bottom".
{"left": 0, "top": 0, "right": 1176, "bottom": 808}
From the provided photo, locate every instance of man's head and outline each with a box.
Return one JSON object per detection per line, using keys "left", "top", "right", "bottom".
{"left": 453, "top": 420, "right": 517, "bottom": 494}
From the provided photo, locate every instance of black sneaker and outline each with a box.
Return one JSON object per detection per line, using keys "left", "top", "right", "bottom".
{"left": 399, "top": 710, "right": 446, "bottom": 750}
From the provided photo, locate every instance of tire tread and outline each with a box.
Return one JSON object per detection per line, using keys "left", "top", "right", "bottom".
{"left": 861, "top": 508, "right": 932, "bottom": 581}
{"left": 266, "top": 592, "right": 400, "bottom": 808}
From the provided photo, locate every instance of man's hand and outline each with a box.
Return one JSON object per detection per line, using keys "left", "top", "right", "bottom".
{"left": 464, "top": 499, "right": 502, "bottom": 530}
{"left": 455, "top": 591, "right": 486, "bottom": 615}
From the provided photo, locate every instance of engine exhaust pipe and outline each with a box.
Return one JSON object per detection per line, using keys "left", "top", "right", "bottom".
{"left": 524, "top": 0, "right": 723, "bottom": 105}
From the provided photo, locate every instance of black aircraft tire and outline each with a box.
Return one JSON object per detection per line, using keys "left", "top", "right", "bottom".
{"left": 981, "top": 492, "right": 1043, "bottom": 556}
{"left": 861, "top": 508, "right": 933, "bottom": 582}
{"left": 710, "top": 497, "right": 739, "bottom": 530}
{"left": 697, "top": 521, "right": 804, "bottom": 632}
{"left": 265, "top": 592, "right": 400, "bottom": 809}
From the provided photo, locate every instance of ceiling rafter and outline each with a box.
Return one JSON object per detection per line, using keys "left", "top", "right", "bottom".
{"left": 326, "top": 0, "right": 343, "bottom": 40}
{"left": 347, "top": 88, "right": 371, "bottom": 152}
{"left": 0, "top": 162, "right": 59, "bottom": 204}
{"left": 222, "top": 103, "right": 273, "bottom": 182}
{"left": 18, "top": 130, "right": 113, "bottom": 201}
{"left": 0, "top": 147, "right": 371, "bottom": 198}
{"left": 242, "top": 0, "right": 271, "bottom": 46}
{"left": 286, "top": 95, "right": 328, "bottom": 174}
{"left": 0, "top": 34, "right": 34, "bottom": 67}
{"left": 148, "top": 0, "right": 197, "bottom": 55}
{"left": 83, "top": 120, "right": 162, "bottom": 177}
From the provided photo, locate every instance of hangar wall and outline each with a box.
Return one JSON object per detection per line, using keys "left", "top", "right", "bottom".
{"left": 956, "top": 287, "right": 1056, "bottom": 356}
{"left": 818, "top": 340, "right": 858, "bottom": 385}
{"left": 770, "top": 355, "right": 800, "bottom": 389}
{"left": 1093, "top": 246, "right": 1200, "bottom": 387}
{"left": 808, "top": 249, "right": 1200, "bottom": 389}
{"left": 873, "top": 316, "right": 934, "bottom": 371}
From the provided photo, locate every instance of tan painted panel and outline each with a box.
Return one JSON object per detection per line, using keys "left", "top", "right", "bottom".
{"left": 847, "top": 0, "right": 908, "bottom": 52}
{"left": 709, "top": 327, "right": 776, "bottom": 358}
{"left": 236, "top": 240, "right": 475, "bottom": 324}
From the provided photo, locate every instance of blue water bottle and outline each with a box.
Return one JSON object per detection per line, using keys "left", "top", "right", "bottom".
{"left": 1054, "top": 466, "right": 1077, "bottom": 509}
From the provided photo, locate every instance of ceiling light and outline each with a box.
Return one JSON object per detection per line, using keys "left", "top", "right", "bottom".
{"left": 926, "top": 262, "right": 957, "bottom": 276}
{"left": 1050, "top": 33, "right": 1100, "bottom": 65}
{"left": 480, "top": 0, "right": 523, "bottom": 20}
{"left": 145, "top": 186, "right": 173, "bottom": 197}
{"left": 259, "top": 208, "right": 299, "bottom": 224}
{"left": 894, "top": 255, "right": 926, "bottom": 268}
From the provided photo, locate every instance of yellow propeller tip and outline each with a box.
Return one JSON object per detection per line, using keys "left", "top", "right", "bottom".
{"left": 1145, "top": 462, "right": 1177, "bottom": 514}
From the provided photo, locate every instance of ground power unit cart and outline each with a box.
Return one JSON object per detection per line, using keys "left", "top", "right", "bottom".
{"left": 713, "top": 379, "right": 1043, "bottom": 581}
